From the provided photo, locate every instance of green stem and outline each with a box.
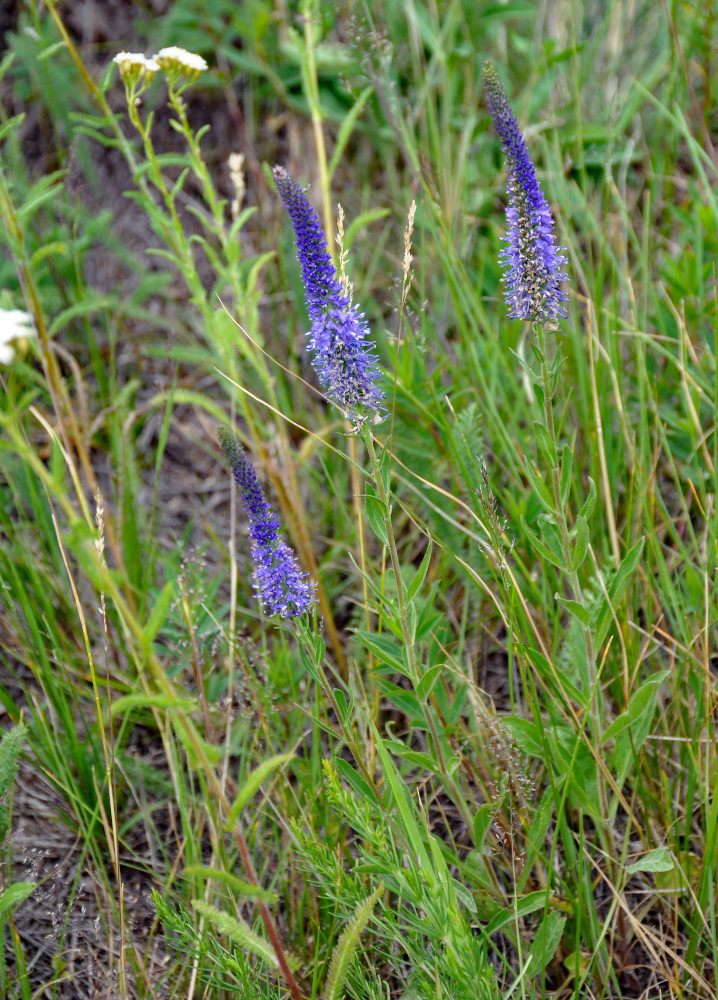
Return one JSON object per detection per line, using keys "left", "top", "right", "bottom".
{"left": 534, "top": 324, "right": 608, "bottom": 816}
{"left": 297, "top": 621, "right": 379, "bottom": 797}
{"left": 362, "top": 428, "right": 474, "bottom": 829}
{"left": 301, "top": 0, "right": 333, "bottom": 245}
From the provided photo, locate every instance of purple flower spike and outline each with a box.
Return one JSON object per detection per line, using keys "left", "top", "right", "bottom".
{"left": 273, "top": 165, "right": 384, "bottom": 423}
{"left": 482, "top": 63, "right": 568, "bottom": 325}
{"left": 218, "top": 427, "right": 317, "bottom": 619}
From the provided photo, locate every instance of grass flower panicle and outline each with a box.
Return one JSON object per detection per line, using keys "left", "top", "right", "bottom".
{"left": 482, "top": 62, "right": 567, "bottom": 325}
{"left": 272, "top": 165, "right": 384, "bottom": 424}
{"left": 218, "top": 427, "right": 316, "bottom": 619}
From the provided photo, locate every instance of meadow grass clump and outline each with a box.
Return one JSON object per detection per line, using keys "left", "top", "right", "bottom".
{"left": 0, "top": 2, "right": 716, "bottom": 999}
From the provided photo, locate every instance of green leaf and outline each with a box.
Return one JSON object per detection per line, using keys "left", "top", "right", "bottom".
{"left": 377, "top": 444, "right": 392, "bottom": 497}
{"left": 225, "top": 753, "right": 295, "bottom": 827}
{"left": 627, "top": 847, "right": 673, "bottom": 875}
{"left": 333, "top": 687, "right": 350, "bottom": 724}
{"left": 520, "top": 515, "right": 565, "bottom": 570}
{"left": 559, "top": 444, "right": 573, "bottom": 507}
{"left": 334, "top": 759, "right": 379, "bottom": 805}
{"left": 415, "top": 663, "right": 444, "bottom": 701}
{"left": 473, "top": 804, "right": 496, "bottom": 851}
{"left": 355, "top": 630, "right": 408, "bottom": 676}
{"left": 30, "top": 241, "right": 67, "bottom": 266}
{"left": 344, "top": 208, "right": 391, "bottom": 250}
{"left": 142, "top": 581, "right": 175, "bottom": 648}
{"left": 578, "top": 477, "right": 597, "bottom": 521}
{"left": 528, "top": 910, "right": 567, "bottom": 975}
{"left": 603, "top": 670, "right": 670, "bottom": 743}
{"left": 374, "top": 679, "right": 422, "bottom": 718}
{"left": 519, "top": 788, "right": 555, "bottom": 890}
{"left": 533, "top": 421, "right": 557, "bottom": 466}
{"left": 365, "top": 489, "right": 389, "bottom": 546}
{"left": 184, "top": 866, "right": 277, "bottom": 902}
{"left": 110, "top": 693, "right": 197, "bottom": 718}
{"left": 0, "top": 725, "right": 26, "bottom": 843}
{"left": 298, "top": 642, "right": 322, "bottom": 683}
{"left": 593, "top": 538, "right": 645, "bottom": 647}
{"left": 523, "top": 459, "right": 554, "bottom": 511}
{"left": 388, "top": 742, "right": 436, "bottom": 772}
{"left": 373, "top": 727, "right": 430, "bottom": 867}
{"left": 0, "top": 882, "right": 36, "bottom": 920}
{"left": 0, "top": 113, "right": 25, "bottom": 142}
{"left": 537, "top": 514, "right": 566, "bottom": 568}
{"left": 571, "top": 515, "right": 589, "bottom": 570}
{"left": 555, "top": 595, "right": 592, "bottom": 626}
{"left": 485, "top": 890, "right": 550, "bottom": 934}
{"left": 407, "top": 540, "right": 433, "bottom": 604}
{"left": 502, "top": 717, "right": 545, "bottom": 759}
{"left": 38, "top": 40, "right": 69, "bottom": 61}
{"left": 328, "top": 84, "right": 374, "bottom": 186}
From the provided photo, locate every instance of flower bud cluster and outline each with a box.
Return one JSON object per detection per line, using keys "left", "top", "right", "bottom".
{"left": 113, "top": 45, "right": 207, "bottom": 95}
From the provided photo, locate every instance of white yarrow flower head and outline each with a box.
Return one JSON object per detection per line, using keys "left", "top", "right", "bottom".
{"left": 112, "top": 51, "right": 159, "bottom": 88}
{"left": 0, "top": 308, "right": 35, "bottom": 366}
{"left": 154, "top": 46, "right": 208, "bottom": 89}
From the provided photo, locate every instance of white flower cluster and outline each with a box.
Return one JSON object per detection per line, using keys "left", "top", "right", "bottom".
{"left": 155, "top": 47, "right": 208, "bottom": 75}
{"left": 112, "top": 46, "right": 208, "bottom": 87}
{"left": 112, "top": 51, "right": 160, "bottom": 84}
{"left": 0, "top": 308, "right": 35, "bottom": 365}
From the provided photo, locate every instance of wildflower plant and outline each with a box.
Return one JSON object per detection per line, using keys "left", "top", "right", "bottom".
{"left": 483, "top": 63, "right": 615, "bottom": 865}
{"left": 154, "top": 46, "right": 208, "bottom": 92}
{"left": 112, "top": 51, "right": 159, "bottom": 101}
{"left": 273, "top": 165, "right": 384, "bottom": 425}
{"left": 482, "top": 62, "right": 567, "bottom": 325}
{"left": 218, "top": 426, "right": 316, "bottom": 619}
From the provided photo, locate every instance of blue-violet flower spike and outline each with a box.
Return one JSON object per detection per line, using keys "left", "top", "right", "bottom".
{"left": 482, "top": 62, "right": 568, "bottom": 325}
{"left": 218, "top": 426, "right": 317, "bottom": 619}
{"left": 273, "top": 165, "right": 384, "bottom": 423}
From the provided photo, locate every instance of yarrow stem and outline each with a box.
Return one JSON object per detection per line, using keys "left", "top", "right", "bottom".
{"left": 273, "top": 165, "right": 384, "bottom": 426}
{"left": 482, "top": 62, "right": 567, "bottom": 326}
{"left": 218, "top": 427, "right": 317, "bottom": 619}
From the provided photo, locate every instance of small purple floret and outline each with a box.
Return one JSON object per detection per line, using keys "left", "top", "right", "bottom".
{"left": 483, "top": 63, "right": 568, "bottom": 325}
{"left": 218, "top": 427, "right": 316, "bottom": 619}
{"left": 273, "top": 166, "right": 384, "bottom": 423}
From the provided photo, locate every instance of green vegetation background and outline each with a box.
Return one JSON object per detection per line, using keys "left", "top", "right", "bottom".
{"left": 0, "top": 2, "right": 716, "bottom": 999}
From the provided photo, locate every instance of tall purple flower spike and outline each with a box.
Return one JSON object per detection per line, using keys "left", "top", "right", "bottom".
{"left": 483, "top": 63, "right": 568, "bottom": 325}
{"left": 218, "top": 427, "right": 316, "bottom": 619}
{"left": 273, "top": 166, "right": 384, "bottom": 423}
